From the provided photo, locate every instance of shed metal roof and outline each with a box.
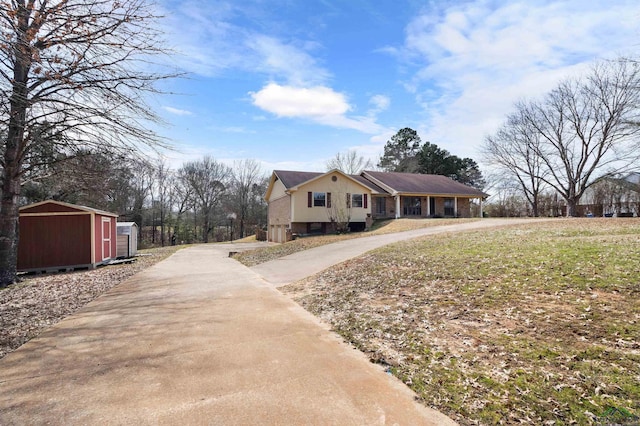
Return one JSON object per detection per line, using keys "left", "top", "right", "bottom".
{"left": 19, "top": 200, "right": 119, "bottom": 217}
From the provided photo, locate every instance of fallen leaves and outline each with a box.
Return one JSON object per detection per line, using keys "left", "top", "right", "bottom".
{"left": 0, "top": 246, "right": 181, "bottom": 359}
{"left": 281, "top": 218, "right": 640, "bottom": 425}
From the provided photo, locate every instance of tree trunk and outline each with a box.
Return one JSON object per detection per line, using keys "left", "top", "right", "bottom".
{"left": 202, "top": 214, "right": 209, "bottom": 243}
{"left": 0, "top": 165, "right": 21, "bottom": 287}
{"left": 531, "top": 197, "right": 539, "bottom": 217}
{"left": 1, "top": 92, "right": 27, "bottom": 287}
{"left": 0, "top": 8, "right": 30, "bottom": 287}
{"left": 566, "top": 198, "right": 579, "bottom": 217}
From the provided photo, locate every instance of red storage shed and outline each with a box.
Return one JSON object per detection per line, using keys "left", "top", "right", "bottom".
{"left": 18, "top": 200, "right": 119, "bottom": 272}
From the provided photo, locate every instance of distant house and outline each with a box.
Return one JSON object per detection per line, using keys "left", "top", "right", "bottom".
{"left": 18, "top": 200, "right": 118, "bottom": 272}
{"left": 580, "top": 172, "right": 640, "bottom": 217}
{"left": 116, "top": 222, "right": 139, "bottom": 258}
{"left": 265, "top": 169, "right": 487, "bottom": 243}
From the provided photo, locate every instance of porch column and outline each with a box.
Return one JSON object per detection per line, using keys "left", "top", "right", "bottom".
{"left": 426, "top": 196, "right": 431, "bottom": 217}
{"left": 395, "top": 195, "right": 401, "bottom": 219}
{"left": 479, "top": 198, "right": 483, "bottom": 218}
{"left": 454, "top": 197, "right": 458, "bottom": 217}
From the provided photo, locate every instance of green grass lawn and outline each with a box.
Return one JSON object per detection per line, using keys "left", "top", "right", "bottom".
{"left": 281, "top": 218, "right": 640, "bottom": 425}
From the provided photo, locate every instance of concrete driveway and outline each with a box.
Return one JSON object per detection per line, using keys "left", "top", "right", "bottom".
{"left": 0, "top": 218, "right": 544, "bottom": 425}
{"left": 252, "top": 218, "right": 543, "bottom": 286}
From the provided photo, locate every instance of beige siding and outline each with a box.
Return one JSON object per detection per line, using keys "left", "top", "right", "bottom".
{"left": 291, "top": 171, "right": 372, "bottom": 223}
{"left": 268, "top": 178, "right": 287, "bottom": 201}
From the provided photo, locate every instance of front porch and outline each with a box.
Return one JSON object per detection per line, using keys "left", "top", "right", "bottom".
{"left": 371, "top": 195, "right": 482, "bottom": 219}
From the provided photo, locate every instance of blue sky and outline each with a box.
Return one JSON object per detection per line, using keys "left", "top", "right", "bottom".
{"left": 151, "top": 0, "right": 640, "bottom": 173}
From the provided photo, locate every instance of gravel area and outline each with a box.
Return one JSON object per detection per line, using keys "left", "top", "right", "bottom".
{"left": 0, "top": 246, "right": 182, "bottom": 359}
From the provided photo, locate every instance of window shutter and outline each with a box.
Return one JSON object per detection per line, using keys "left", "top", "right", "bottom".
{"left": 308, "top": 192, "right": 312, "bottom": 208}
{"left": 364, "top": 194, "right": 368, "bottom": 209}
{"left": 346, "top": 193, "right": 351, "bottom": 208}
{"left": 327, "top": 192, "right": 332, "bottom": 208}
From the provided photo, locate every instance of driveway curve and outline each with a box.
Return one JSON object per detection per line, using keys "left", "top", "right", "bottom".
{"left": 253, "top": 218, "right": 552, "bottom": 286}
{"left": 0, "top": 218, "right": 547, "bottom": 425}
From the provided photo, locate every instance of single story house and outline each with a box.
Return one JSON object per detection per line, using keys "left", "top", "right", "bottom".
{"left": 265, "top": 169, "right": 488, "bottom": 243}
{"left": 18, "top": 200, "right": 118, "bottom": 271}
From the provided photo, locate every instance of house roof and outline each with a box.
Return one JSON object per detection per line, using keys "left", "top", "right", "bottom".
{"left": 267, "top": 169, "right": 487, "bottom": 200}
{"left": 272, "top": 169, "right": 386, "bottom": 194}
{"left": 273, "top": 170, "right": 324, "bottom": 189}
{"left": 350, "top": 174, "right": 388, "bottom": 194}
{"left": 363, "top": 170, "right": 487, "bottom": 197}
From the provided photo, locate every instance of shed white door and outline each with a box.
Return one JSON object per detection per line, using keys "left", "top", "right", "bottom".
{"left": 102, "top": 218, "right": 112, "bottom": 261}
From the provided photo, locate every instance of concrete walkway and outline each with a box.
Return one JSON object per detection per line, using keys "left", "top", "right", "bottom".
{"left": 0, "top": 218, "right": 543, "bottom": 425}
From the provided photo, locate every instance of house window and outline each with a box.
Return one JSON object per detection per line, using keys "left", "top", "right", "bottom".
{"left": 444, "top": 198, "right": 455, "bottom": 216}
{"left": 352, "top": 193, "right": 363, "bottom": 208}
{"left": 313, "top": 192, "right": 326, "bottom": 207}
{"left": 375, "top": 197, "right": 386, "bottom": 215}
{"left": 403, "top": 197, "right": 422, "bottom": 216}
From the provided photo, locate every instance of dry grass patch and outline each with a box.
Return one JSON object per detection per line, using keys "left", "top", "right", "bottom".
{"left": 282, "top": 219, "right": 640, "bottom": 425}
{"left": 0, "top": 245, "right": 183, "bottom": 359}
{"left": 235, "top": 218, "right": 479, "bottom": 267}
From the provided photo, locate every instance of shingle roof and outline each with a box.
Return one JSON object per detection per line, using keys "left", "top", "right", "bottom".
{"left": 274, "top": 170, "right": 388, "bottom": 193}
{"left": 363, "top": 170, "right": 486, "bottom": 197}
{"left": 350, "top": 175, "right": 389, "bottom": 194}
{"left": 272, "top": 169, "right": 486, "bottom": 197}
{"left": 273, "top": 170, "right": 323, "bottom": 188}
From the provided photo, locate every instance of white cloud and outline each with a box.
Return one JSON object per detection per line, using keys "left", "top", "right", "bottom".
{"left": 250, "top": 83, "right": 386, "bottom": 134}
{"left": 159, "top": 2, "right": 392, "bottom": 139}
{"left": 368, "top": 94, "right": 390, "bottom": 116}
{"left": 250, "top": 83, "right": 349, "bottom": 117}
{"left": 247, "top": 35, "right": 330, "bottom": 86}
{"left": 162, "top": 106, "right": 193, "bottom": 116}
{"left": 399, "top": 0, "right": 640, "bottom": 160}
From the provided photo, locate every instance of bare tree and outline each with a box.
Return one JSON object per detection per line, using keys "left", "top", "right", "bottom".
{"left": 532, "top": 61, "right": 640, "bottom": 216}
{"left": 483, "top": 104, "right": 549, "bottom": 216}
{"left": 484, "top": 60, "right": 640, "bottom": 217}
{"left": 326, "top": 150, "right": 373, "bottom": 174}
{"left": 229, "top": 159, "right": 266, "bottom": 239}
{"left": 178, "top": 156, "right": 230, "bottom": 243}
{"left": 153, "top": 158, "right": 173, "bottom": 246}
{"left": 0, "top": 0, "right": 175, "bottom": 286}
{"left": 325, "top": 177, "right": 352, "bottom": 233}
{"left": 171, "top": 167, "right": 195, "bottom": 244}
